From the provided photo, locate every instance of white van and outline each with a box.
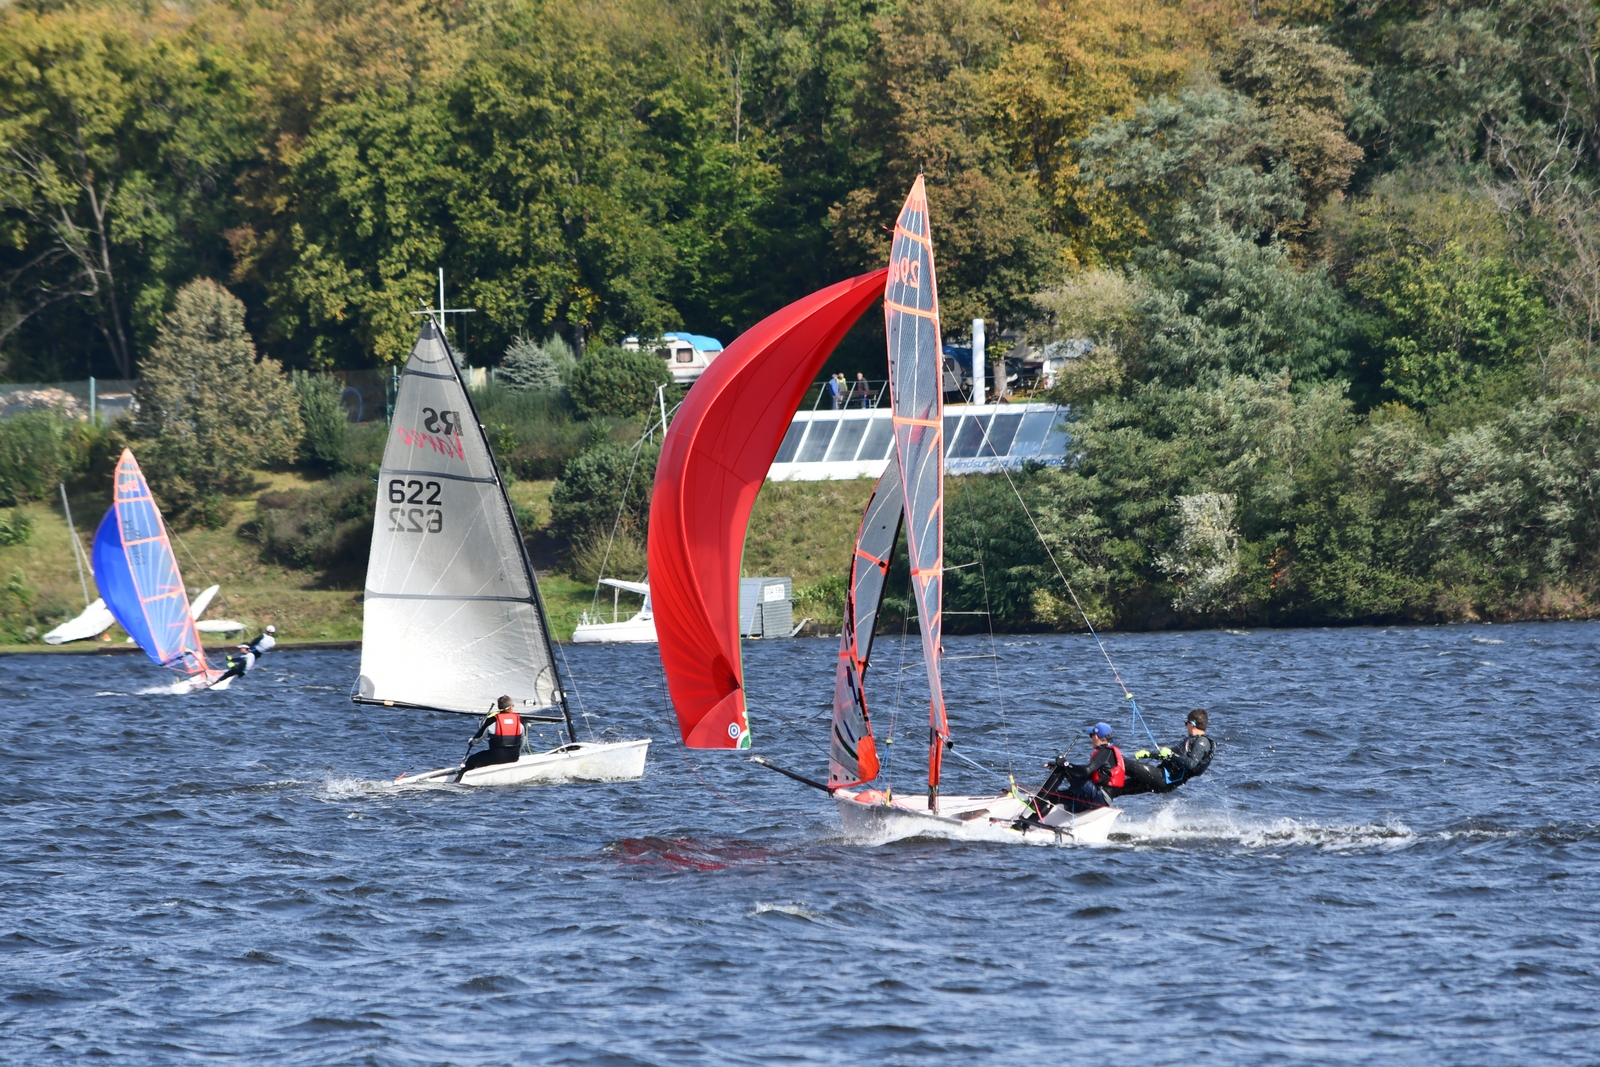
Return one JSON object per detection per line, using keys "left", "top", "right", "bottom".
{"left": 623, "top": 332, "right": 725, "bottom": 384}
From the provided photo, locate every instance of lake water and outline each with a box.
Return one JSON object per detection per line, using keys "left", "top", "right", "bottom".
{"left": 2, "top": 623, "right": 1597, "bottom": 1064}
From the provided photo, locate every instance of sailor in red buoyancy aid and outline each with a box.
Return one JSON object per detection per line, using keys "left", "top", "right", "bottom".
{"left": 462, "top": 695, "right": 526, "bottom": 771}
{"left": 1039, "top": 721, "right": 1125, "bottom": 813}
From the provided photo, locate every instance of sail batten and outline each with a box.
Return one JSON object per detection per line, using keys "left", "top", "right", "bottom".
{"left": 356, "top": 319, "right": 565, "bottom": 722}
{"left": 884, "top": 175, "right": 948, "bottom": 807}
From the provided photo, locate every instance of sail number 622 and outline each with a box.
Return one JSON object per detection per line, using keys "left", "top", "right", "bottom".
{"left": 387, "top": 478, "right": 444, "bottom": 533}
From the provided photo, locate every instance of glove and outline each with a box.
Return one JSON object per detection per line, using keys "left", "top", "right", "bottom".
{"left": 1158, "top": 747, "right": 1174, "bottom": 758}
{"left": 1133, "top": 750, "right": 1150, "bottom": 759}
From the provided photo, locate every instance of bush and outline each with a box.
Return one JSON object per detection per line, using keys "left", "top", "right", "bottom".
{"left": 0, "top": 508, "right": 33, "bottom": 546}
{"left": 0, "top": 409, "right": 89, "bottom": 505}
{"left": 294, "top": 371, "right": 349, "bottom": 470}
{"left": 548, "top": 440, "right": 656, "bottom": 546}
{"left": 567, "top": 344, "right": 671, "bottom": 419}
{"left": 339, "top": 422, "right": 389, "bottom": 476}
{"left": 499, "top": 334, "right": 573, "bottom": 391}
{"left": 564, "top": 528, "right": 648, "bottom": 584}
{"left": 254, "top": 477, "right": 375, "bottom": 573}
{"left": 471, "top": 382, "right": 595, "bottom": 481}
{"left": 132, "top": 279, "right": 301, "bottom": 523}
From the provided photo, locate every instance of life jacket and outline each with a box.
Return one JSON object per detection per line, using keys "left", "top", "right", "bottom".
{"left": 492, "top": 711, "right": 523, "bottom": 739}
{"left": 1092, "top": 744, "right": 1126, "bottom": 789}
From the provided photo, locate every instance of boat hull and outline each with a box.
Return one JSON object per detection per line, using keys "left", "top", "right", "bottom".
{"left": 834, "top": 788, "right": 1120, "bottom": 845}
{"left": 571, "top": 617, "right": 657, "bottom": 644}
{"left": 395, "top": 738, "right": 651, "bottom": 787}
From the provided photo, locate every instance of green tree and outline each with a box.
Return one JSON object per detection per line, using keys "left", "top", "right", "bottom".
{"left": 498, "top": 335, "right": 570, "bottom": 391}
{"left": 567, "top": 345, "right": 672, "bottom": 419}
{"left": 0, "top": 7, "right": 262, "bottom": 378}
{"left": 292, "top": 371, "right": 348, "bottom": 471}
{"left": 133, "top": 279, "right": 300, "bottom": 524}
{"left": 548, "top": 439, "right": 656, "bottom": 544}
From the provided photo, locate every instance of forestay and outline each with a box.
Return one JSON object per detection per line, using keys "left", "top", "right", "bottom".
{"left": 828, "top": 459, "right": 903, "bottom": 787}
{"left": 92, "top": 449, "right": 210, "bottom": 676}
{"left": 356, "top": 319, "right": 563, "bottom": 717}
{"left": 885, "top": 175, "right": 949, "bottom": 804}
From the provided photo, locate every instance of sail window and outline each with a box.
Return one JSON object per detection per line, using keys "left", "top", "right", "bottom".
{"left": 774, "top": 421, "right": 807, "bottom": 463}
{"left": 981, "top": 412, "right": 1024, "bottom": 457}
{"left": 797, "top": 420, "right": 838, "bottom": 462}
{"left": 826, "top": 419, "right": 869, "bottom": 461}
{"left": 947, "top": 414, "right": 991, "bottom": 459}
{"left": 859, "top": 417, "right": 895, "bottom": 460}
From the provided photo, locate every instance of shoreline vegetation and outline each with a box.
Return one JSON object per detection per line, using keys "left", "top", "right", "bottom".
{"left": 2, "top": 2, "right": 1598, "bottom": 639}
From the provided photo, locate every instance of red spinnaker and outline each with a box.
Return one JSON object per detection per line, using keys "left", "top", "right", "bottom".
{"left": 650, "top": 270, "right": 888, "bottom": 749}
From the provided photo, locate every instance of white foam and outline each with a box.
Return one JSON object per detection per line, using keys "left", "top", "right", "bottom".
{"left": 750, "top": 902, "right": 824, "bottom": 921}
{"left": 1112, "top": 804, "right": 1417, "bottom": 852}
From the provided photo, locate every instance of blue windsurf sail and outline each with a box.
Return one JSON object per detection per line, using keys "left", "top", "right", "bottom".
{"left": 91, "top": 449, "right": 210, "bottom": 676}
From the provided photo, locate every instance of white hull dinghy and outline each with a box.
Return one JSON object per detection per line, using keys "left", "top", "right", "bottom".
{"left": 649, "top": 178, "right": 1124, "bottom": 839}
{"left": 396, "top": 738, "right": 651, "bottom": 787}
{"left": 572, "top": 578, "right": 657, "bottom": 644}
{"left": 834, "top": 789, "right": 1120, "bottom": 844}
{"left": 355, "top": 315, "right": 650, "bottom": 786}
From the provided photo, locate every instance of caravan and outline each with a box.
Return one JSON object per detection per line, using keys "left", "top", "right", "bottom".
{"left": 623, "top": 333, "right": 724, "bottom": 384}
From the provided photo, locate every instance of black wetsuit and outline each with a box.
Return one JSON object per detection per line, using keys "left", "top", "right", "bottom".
{"left": 218, "top": 633, "right": 274, "bottom": 682}
{"left": 1121, "top": 732, "right": 1215, "bottom": 795}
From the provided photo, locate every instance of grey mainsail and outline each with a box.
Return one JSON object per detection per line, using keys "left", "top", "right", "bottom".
{"left": 355, "top": 319, "right": 569, "bottom": 728}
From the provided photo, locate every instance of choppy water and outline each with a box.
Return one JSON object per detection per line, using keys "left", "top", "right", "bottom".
{"left": 2, "top": 623, "right": 1597, "bottom": 1064}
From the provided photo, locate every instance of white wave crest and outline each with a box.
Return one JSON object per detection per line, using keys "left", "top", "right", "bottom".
{"left": 1112, "top": 804, "right": 1417, "bottom": 852}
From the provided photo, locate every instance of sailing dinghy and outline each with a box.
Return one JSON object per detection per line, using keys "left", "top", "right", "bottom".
{"left": 650, "top": 177, "right": 1119, "bottom": 843}
{"left": 92, "top": 449, "right": 226, "bottom": 691}
{"left": 357, "top": 318, "right": 648, "bottom": 786}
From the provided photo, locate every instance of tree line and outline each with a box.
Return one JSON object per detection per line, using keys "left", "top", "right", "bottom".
{"left": 3, "top": 0, "right": 1598, "bottom": 626}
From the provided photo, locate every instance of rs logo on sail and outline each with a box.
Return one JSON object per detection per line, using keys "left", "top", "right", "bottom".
{"left": 396, "top": 407, "right": 465, "bottom": 460}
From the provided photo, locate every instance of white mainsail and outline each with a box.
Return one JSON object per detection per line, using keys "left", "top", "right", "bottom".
{"left": 356, "top": 319, "right": 567, "bottom": 723}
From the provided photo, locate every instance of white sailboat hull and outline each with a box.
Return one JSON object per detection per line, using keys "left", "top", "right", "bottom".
{"left": 834, "top": 788, "right": 1121, "bottom": 845}
{"left": 571, "top": 615, "right": 657, "bottom": 644}
{"left": 395, "top": 738, "right": 651, "bottom": 787}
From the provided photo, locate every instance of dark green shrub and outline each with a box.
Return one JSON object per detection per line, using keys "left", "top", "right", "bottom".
{"left": 294, "top": 371, "right": 349, "bottom": 470}
{"left": 548, "top": 440, "right": 656, "bottom": 545}
{"left": 0, "top": 508, "right": 33, "bottom": 546}
{"left": 471, "top": 382, "right": 593, "bottom": 481}
{"left": 0, "top": 409, "right": 89, "bottom": 505}
{"left": 339, "top": 422, "right": 388, "bottom": 476}
{"left": 568, "top": 344, "right": 671, "bottom": 419}
{"left": 254, "top": 477, "right": 375, "bottom": 573}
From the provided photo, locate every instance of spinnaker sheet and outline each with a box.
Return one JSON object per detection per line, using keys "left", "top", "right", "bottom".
{"left": 650, "top": 270, "right": 887, "bottom": 748}
{"left": 356, "top": 319, "right": 564, "bottom": 717}
{"left": 92, "top": 450, "right": 209, "bottom": 675}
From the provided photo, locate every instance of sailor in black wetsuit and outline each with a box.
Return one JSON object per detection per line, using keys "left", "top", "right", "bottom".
{"left": 1124, "top": 708, "right": 1215, "bottom": 794}
{"left": 461, "top": 695, "right": 526, "bottom": 771}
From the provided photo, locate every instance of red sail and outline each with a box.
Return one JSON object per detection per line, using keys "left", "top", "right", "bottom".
{"left": 649, "top": 270, "right": 888, "bottom": 749}
{"left": 885, "top": 175, "right": 948, "bottom": 807}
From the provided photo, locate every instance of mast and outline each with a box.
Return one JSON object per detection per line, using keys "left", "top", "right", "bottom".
{"left": 884, "top": 175, "right": 947, "bottom": 811}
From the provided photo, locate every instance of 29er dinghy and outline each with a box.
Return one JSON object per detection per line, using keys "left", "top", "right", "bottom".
{"left": 649, "top": 178, "right": 1118, "bottom": 843}
{"left": 356, "top": 317, "right": 648, "bottom": 786}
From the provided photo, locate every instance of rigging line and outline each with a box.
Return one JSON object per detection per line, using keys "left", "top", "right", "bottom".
{"left": 943, "top": 740, "right": 1011, "bottom": 785}
{"left": 977, "top": 559, "right": 1015, "bottom": 780}
{"left": 647, "top": 658, "right": 787, "bottom": 815}
{"left": 587, "top": 393, "right": 666, "bottom": 615}
{"left": 168, "top": 528, "right": 239, "bottom": 621}
{"left": 549, "top": 636, "right": 598, "bottom": 741}
{"left": 970, "top": 415, "right": 1136, "bottom": 703}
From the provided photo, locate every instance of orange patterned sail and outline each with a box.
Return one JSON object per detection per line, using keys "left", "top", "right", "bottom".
{"left": 884, "top": 176, "right": 948, "bottom": 808}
